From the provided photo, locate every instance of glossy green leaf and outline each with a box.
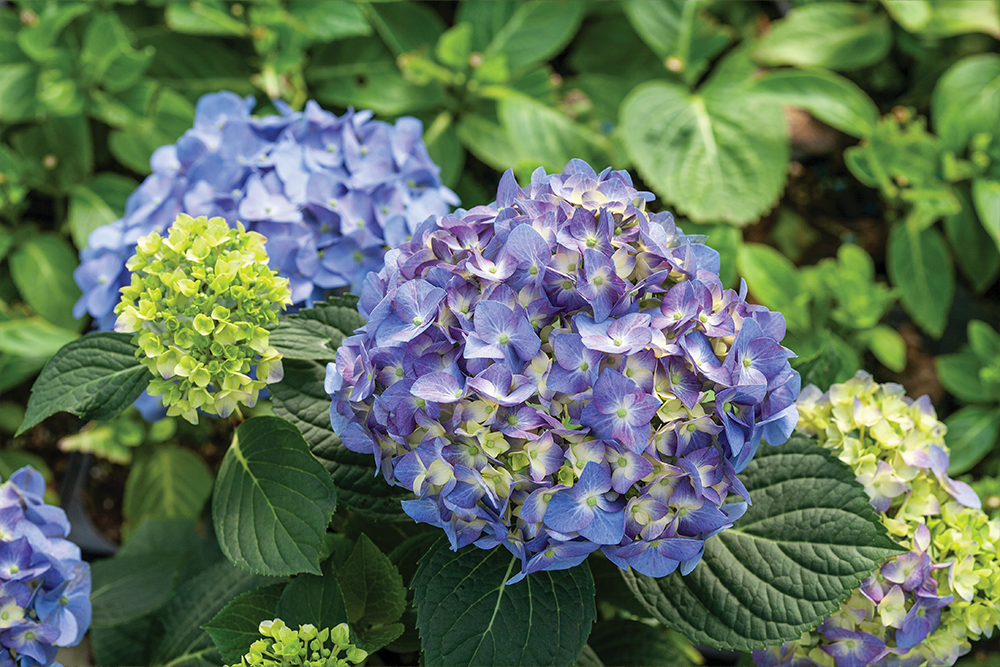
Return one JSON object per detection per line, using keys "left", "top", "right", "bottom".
{"left": 337, "top": 534, "right": 406, "bottom": 627}
{"left": 757, "top": 68, "right": 879, "bottom": 138}
{"left": 91, "top": 553, "right": 185, "bottom": 628}
{"left": 736, "top": 243, "right": 809, "bottom": 331}
{"left": 622, "top": 0, "right": 731, "bottom": 84}
{"left": 474, "top": 1, "right": 585, "bottom": 72}
{"left": 123, "top": 444, "right": 214, "bottom": 536}
{"left": 0, "top": 318, "right": 79, "bottom": 358}
{"left": 932, "top": 54, "right": 1000, "bottom": 153}
{"left": 16, "top": 2, "right": 89, "bottom": 64}
{"left": 587, "top": 619, "right": 698, "bottom": 667}
{"left": 68, "top": 173, "right": 139, "bottom": 249}
{"left": 972, "top": 178, "right": 1000, "bottom": 255}
{"left": 793, "top": 332, "right": 861, "bottom": 388}
{"left": 968, "top": 320, "right": 1000, "bottom": 364}
{"left": 945, "top": 405, "right": 1000, "bottom": 476}
{"left": 276, "top": 558, "right": 348, "bottom": 631}
{"left": 0, "top": 63, "right": 38, "bottom": 122}
{"left": 936, "top": 349, "right": 989, "bottom": 403}
{"left": 457, "top": 112, "right": 522, "bottom": 173}
{"left": 866, "top": 324, "right": 907, "bottom": 373}
{"left": 364, "top": 1, "right": 445, "bottom": 56}
{"left": 9, "top": 234, "right": 83, "bottom": 331}
{"left": 287, "top": 1, "right": 371, "bottom": 42}
{"left": 203, "top": 583, "right": 286, "bottom": 666}
{"left": 755, "top": 3, "right": 892, "bottom": 71}
{"left": 270, "top": 359, "right": 412, "bottom": 521}
{"left": 944, "top": 187, "right": 1000, "bottom": 293}
{"left": 623, "top": 434, "right": 904, "bottom": 651}
{"left": 164, "top": 1, "right": 250, "bottom": 37}
{"left": 497, "top": 93, "right": 609, "bottom": 175}
{"left": 621, "top": 49, "right": 789, "bottom": 225}
{"left": 81, "top": 12, "right": 154, "bottom": 91}
{"left": 882, "top": 0, "right": 1000, "bottom": 38}
{"left": 212, "top": 416, "right": 338, "bottom": 576}
{"left": 436, "top": 23, "right": 473, "bottom": 69}
{"left": 413, "top": 537, "right": 597, "bottom": 667}
{"left": 17, "top": 332, "right": 150, "bottom": 436}
{"left": 887, "top": 224, "right": 953, "bottom": 339}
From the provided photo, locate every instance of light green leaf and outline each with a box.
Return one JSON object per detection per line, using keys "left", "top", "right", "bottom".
{"left": 621, "top": 49, "right": 789, "bottom": 225}
{"left": 203, "top": 583, "right": 286, "bottom": 666}
{"left": 754, "top": 3, "right": 892, "bottom": 71}
{"left": 212, "top": 416, "right": 338, "bottom": 576}
{"left": 337, "top": 534, "right": 406, "bottom": 627}
{"left": 972, "top": 178, "right": 1000, "bottom": 255}
{"left": 622, "top": 434, "right": 904, "bottom": 651}
{"left": 424, "top": 112, "right": 464, "bottom": 188}
{"left": 0, "top": 63, "right": 38, "bottom": 122}
{"left": 792, "top": 331, "right": 861, "bottom": 388}
{"left": 413, "top": 537, "right": 597, "bottom": 667}
{"left": 936, "top": 350, "right": 989, "bottom": 403}
{"left": 364, "top": 1, "right": 445, "bottom": 56}
{"left": 9, "top": 234, "right": 83, "bottom": 331}
{"left": 0, "top": 449, "right": 51, "bottom": 482}
{"left": 457, "top": 112, "right": 522, "bottom": 173}
{"left": 436, "top": 23, "right": 473, "bottom": 69}
{"left": 287, "top": 1, "right": 371, "bottom": 42}
{"left": 886, "top": 224, "right": 953, "bottom": 339}
{"left": 883, "top": 0, "right": 1000, "bottom": 38}
{"left": 17, "top": 332, "right": 149, "bottom": 435}
{"left": 736, "top": 243, "right": 809, "bottom": 331}
{"left": 91, "top": 553, "right": 185, "bottom": 627}
{"left": 0, "top": 318, "right": 79, "bottom": 358}
{"left": 16, "top": 2, "right": 89, "bottom": 64}
{"left": 968, "top": 320, "right": 1000, "bottom": 364}
{"left": 81, "top": 13, "right": 154, "bottom": 91}
{"left": 276, "top": 558, "right": 348, "bottom": 631}
{"left": 932, "top": 54, "right": 1000, "bottom": 153}
{"left": 944, "top": 187, "right": 1000, "bottom": 293}
{"left": 945, "top": 405, "right": 1000, "bottom": 476}
{"left": 69, "top": 173, "right": 139, "bottom": 249}
{"left": 270, "top": 359, "right": 412, "bottom": 521}
{"left": 866, "top": 324, "right": 907, "bottom": 373}
{"left": 165, "top": 1, "right": 250, "bottom": 37}
{"left": 479, "top": 1, "right": 585, "bottom": 73}
{"left": 123, "top": 444, "right": 214, "bottom": 537}
{"left": 757, "top": 68, "right": 879, "bottom": 138}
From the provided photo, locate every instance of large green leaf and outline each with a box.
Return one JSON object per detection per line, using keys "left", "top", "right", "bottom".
{"left": 945, "top": 405, "right": 1000, "bottom": 476}
{"left": 932, "top": 54, "right": 1000, "bottom": 153}
{"left": 756, "top": 68, "right": 879, "bottom": 138}
{"left": 457, "top": 112, "right": 522, "bottom": 173}
{"left": 972, "top": 178, "right": 1000, "bottom": 255}
{"left": 123, "top": 444, "right": 214, "bottom": 537}
{"left": 736, "top": 243, "right": 809, "bottom": 332}
{"left": 936, "top": 349, "right": 989, "bottom": 403}
{"left": 212, "top": 416, "right": 338, "bottom": 576}
{"left": 164, "top": 1, "right": 250, "bottom": 37}
{"left": 621, "top": 49, "right": 789, "bottom": 225}
{"left": 622, "top": 434, "right": 903, "bottom": 651}
{"left": 364, "top": 1, "right": 445, "bottom": 56}
{"left": 412, "top": 537, "right": 596, "bottom": 667}
{"left": 269, "top": 299, "right": 365, "bottom": 362}
{"left": 886, "top": 224, "right": 954, "bottom": 339}
{"left": 587, "top": 619, "right": 698, "bottom": 667}
{"left": 203, "top": 583, "right": 286, "bottom": 666}
{"left": 0, "top": 318, "right": 79, "bottom": 358}
{"left": 270, "top": 359, "right": 412, "bottom": 521}
{"left": 9, "top": 234, "right": 83, "bottom": 331}
{"left": 68, "top": 173, "right": 138, "bottom": 249}
{"left": 276, "top": 558, "right": 349, "bottom": 631}
{"left": 882, "top": 0, "right": 1000, "bottom": 38}
{"left": 90, "top": 553, "right": 185, "bottom": 628}
{"left": 287, "top": 1, "right": 371, "bottom": 42}
{"left": 0, "top": 63, "right": 38, "bottom": 122}
{"left": 337, "top": 534, "right": 406, "bottom": 627}
{"left": 944, "top": 187, "right": 1000, "bottom": 293}
{"left": 754, "top": 3, "right": 892, "bottom": 71}
{"left": 17, "top": 332, "right": 150, "bottom": 435}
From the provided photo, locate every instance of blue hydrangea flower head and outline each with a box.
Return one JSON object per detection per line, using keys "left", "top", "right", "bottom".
{"left": 327, "top": 160, "right": 800, "bottom": 581}
{"left": 0, "top": 467, "right": 91, "bottom": 667}
{"left": 74, "top": 91, "right": 459, "bottom": 330}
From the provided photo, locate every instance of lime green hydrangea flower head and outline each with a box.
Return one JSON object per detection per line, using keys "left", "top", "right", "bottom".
{"left": 753, "top": 371, "right": 1000, "bottom": 667}
{"left": 225, "top": 619, "right": 367, "bottom": 667}
{"left": 114, "top": 214, "right": 292, "bottom": 424}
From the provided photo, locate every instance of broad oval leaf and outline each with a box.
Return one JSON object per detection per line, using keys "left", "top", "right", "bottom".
{"left": 337, "top": 534, "right": 406, "bottom": 627}
{"left": 622, "top": 434, "right": 904, "bottom": 651}
{"left": 621, "top": 56, "right": 789, "bottom": 225}
{"left": 277, "top": 557, "right": 349, "bottom": 631}
{"left": 0, "top": 318, "right": 80, "bottom": 358}
{"left": 945, "top": 405, "right": 1000, "bottom": 476}
{"left": 498, "top": 94, "right": 610, "bottom": 176}
{"left": 972, "top": 178, "right": 1000, "bottom": 255}
{"left": 756, "top": 68, "right": 879, "bottom": 138}
{"left": 932, "top": 54, "right": 1000, "bottom": 153}
{"left": 886, "top": 224, "right": 954, "bottom": 339}
{"left": 9, "top": 234, "right": 83, "bottom": 331}
{"left": 944, "top": 187, "right": 1000, "bottom": 293}
{"left": 413, "top": 537, "right": 596, "bottom": 667}
{"left": 736, "top": 243, "right": 809, "bottom": 332}
{"left": 458, "top": 1, "right": 585, "bottom": 73}
{"left": 123, "top": 443, "right": 214, "bottom": 537}
{"left": 754, "top": 3, "right": 892, "bottom": 71}
{"left": 203, "top": 583, "right": 286, "bottom": 666}
{"left": 212, "top": 416, "right": 338, "bottom": 576}
{"left": 91, "top": 553, "right": 184, "bottom": 628}
{"left": 17, "top": 332, "right": 150, "bottom": 435}
{"left": 936, "top": 350, "right": 988, "bottom": 403}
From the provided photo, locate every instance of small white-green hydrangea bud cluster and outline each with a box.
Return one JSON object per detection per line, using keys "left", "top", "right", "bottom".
{"left": 115, "top": 214, "right": 292, "bottom": 423}
{"left": 755, "top": 372, "right": 1000, "bottom": 667}
{"left": 225, "top": 619, "right": 367, "bottom": 667}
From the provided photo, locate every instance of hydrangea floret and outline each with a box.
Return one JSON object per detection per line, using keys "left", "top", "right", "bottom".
{"left": 225, "top": 619, "right": 367, "bottom": 667}
{"left": 74, "top": 91, "right": 458, "bottom": 332}
{"left": 0, "top": 467, "right": 91, "bottom": 667}
{"left": 753, "top": 372, "right": 999, "bottom": 667}
{"left": 115, "top": 213, "right": 291, "bottom": 423}
{"left": 327, "top": 159, "right": 800, "bottom": 582}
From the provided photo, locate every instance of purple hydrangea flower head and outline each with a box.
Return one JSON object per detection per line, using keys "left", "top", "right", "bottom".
{"left": 73, "top": 91, "right": 458, "bottom": 418}
{"left": 328, "top": 160, "right": 799, "bottom": 581}
{"left": 0, "top": 467, "right": 90, "bottom": 666}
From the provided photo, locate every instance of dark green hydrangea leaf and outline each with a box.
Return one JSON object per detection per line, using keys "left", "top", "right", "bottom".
{"left": 276, "top": 558, "right": 349, "bottom": 631}
{"left": 887, "top": 224, "right": 954, "bottom": 340}
{"left": 413, "top": 537, "right": 596, "bottom": 667}
{"left": 203, "top": 583, "right": 287, "bottom": 666}
{"left": 212, "top": 417, "right": 338, "bottom": 576}
{"left": 17, "top": 332, "right": 150, "bottom": 435}
{"left": 621, "top": 434, "right": 904, "bottom": 651}
{"left": 587, "top": 619, "right": 698, "bottom": 667}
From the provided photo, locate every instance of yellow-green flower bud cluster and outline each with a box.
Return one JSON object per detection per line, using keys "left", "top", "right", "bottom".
{"left": 226, "top": 619, "right": 367, "bottom": 667}
{"left": 114, "top": 214, "right": 292, "bottom": 423}
{"left": 758, "top": 371, "right": 1000, "bottom": 666}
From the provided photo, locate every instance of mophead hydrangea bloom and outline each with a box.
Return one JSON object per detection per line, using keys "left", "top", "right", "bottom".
{"left": 115, "top": 214, "right": 291, "bottom": 424}
{"left": 753, "top": 372, "right": 999, "bottom": 667}
{"left": 0, "top": 467, "right": 91, "bottom": 667}
{"left": 74, "top": 90, "right": 458, "bottom": 330}
{"left": 327, "top": 160, "right": 800, "bottom": 581}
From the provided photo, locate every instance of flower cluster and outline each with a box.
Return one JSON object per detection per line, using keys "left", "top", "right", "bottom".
{"left": 115, "top": 214, "right": 291, "bottom": 423}
{"left": 753, "top": 372, "right": 999, "bottom": 667}
{"left": 327, "top": 160, "right": 800, "bottom": 581}
{"left": 74, "top": 90, "right": 458, "bottom": 330}
{"left": 226, "top": 619, "right": 367, "bottom": 667}
{"left": 1, "top": 467, "right": 91, "bottom": 667}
